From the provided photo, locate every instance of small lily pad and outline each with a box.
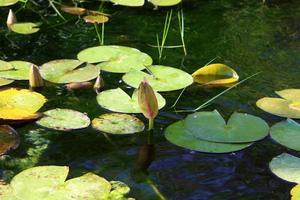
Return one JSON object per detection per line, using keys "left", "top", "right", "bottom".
{"left": 192, "top": 63, "right": 239, "bottom": 86}
{"left": 0, "top": 60, "right": 14, "bottom": 71}
{"left": 0, "top": 88, "right": 46, "bottom": 120}
{"left": 0, "top": 0, "right": 18, "bottom": 7}
{"left": 269, "top": 153, "right": 300, "bottom": 183}
{"left": 10, "top": 22, "right": 40, "bottom": 34}
{"left": 77, "top": 45, "right": 152, "bottom": 73}
{"left": 36, "top": 108, "right": 90, "bottom": 131}
{"left": 165, "top": 121, "right": 252, "bottom": 153}
{"left": 270, "top": 119, "right": 300, "bottom": 151}
{"left": 0, "top": 61, "right": 32, "bottom": 80}
{"left": 291, "top": 185, "right": 300, "bottom": 200}
{"left": 96, "top": 88, "right": 166, "bottom": 113}
{"left": 256, "top": 89, "right": 300, "bottom": 119}
{"left": 184, "top": 110, "right": 269, "bottom": 143}
{"left": 40, "top": 59, "right": 99, "bottom": 84}
{"left": 0, "top": 125, "right": 20, "bottom": 155}
{"left": 83, "top": 15, "right": 109, "bottom": 24}
{"left": 122, "top": 65, "right": 193, "bottom": 92}
{"left": 61, "top": 6, "right": 87, "bottom": 15}
{"left": 0, "top": 78, "right": 14, "bottom": 87}
{"left": 149, "top": 0, "right": 182, "bottom": 7}
{"left": 110, "top": 0, "right": 144, "bottom": 7}
{"left": 92, "top": 113, "right": 145, "bottom": 134}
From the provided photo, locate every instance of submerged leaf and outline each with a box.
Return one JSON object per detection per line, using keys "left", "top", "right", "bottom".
{"left": 122, "top": 65, "right": 193, "bottom": 92}
{"left": 256, "top": 89, "right": 300, "bottom": 119}
{"left": 92, "top": 113, "right": 145, "bottom": 134}
{"left": 184, "top": 110, "right": 269, "bottom": 143}
{"left": 0, "top": 125, "right": 19, "bottom": 155}
{"left": 165, "top": 120, "right": 251, "bottom": 153}
{"left": 96, "top": 88, "right": 166, "bottom": 113}
{"left": 192, "top": 63, "right": 239, "bottom": 86}
{"left": 36, "top": 108, "right": 90, "bottom": 131}
{"left": 77, "top": 45, "right": 152, "bottom": 73}
{"left": 10, "top": 22, "right": 40, "bottom": 34}
{"left": 270, "top": 119, "right": 300, "bottom": 151}
{"left": 269, "top": 153, "right": 300, "bottom": 183}
{"left": 40, "top": 59, "right": 99, "bottom": 84}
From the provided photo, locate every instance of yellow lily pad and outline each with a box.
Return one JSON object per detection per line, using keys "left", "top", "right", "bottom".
{"left": 291, "top": 184, "right": 300, "bottom": 200}
{"left": 256, "top": 89, "right": 300, "bottom": 119}
{"left": 0, "top": 88, "right": 46, "bottom": 120}
{"left": 83, "top": 15, "right": 109, "bottom": 24}
{"left": 192, "top": 63, "right": 239, "bottom": 86}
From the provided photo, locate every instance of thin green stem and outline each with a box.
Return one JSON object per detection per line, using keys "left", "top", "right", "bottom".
{"left": 171, "top": 87, "right": 186, "bottom": 108}
{"left": 146, "top": 178, "right": 167, "bottom": 200}
{"left": 177, "top": 9, "right": 187, "bottom": 56}
{"left": 94, "top": 24, "right": 102, "bottom": 45}
{"left": 101, "top": 23, "right": 105, "bottom": 45}
{"left": 48, "top": 0, "right": 66, "bottom": 21}
{"left": 148, "top": 119, "right": 154, "bottom": 131}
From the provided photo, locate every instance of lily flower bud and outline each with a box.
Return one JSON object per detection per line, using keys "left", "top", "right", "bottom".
{"left": 94, "top": 75, "right": 104, "bottom": 93}
{"left": 7, "top": 9, "right": 17, "bottom": 28}
{"left": 29, "top": 65, "right": 44, "bottom": 88}
{"left": 138, "top": 79, "right": 158, "bottom": 121}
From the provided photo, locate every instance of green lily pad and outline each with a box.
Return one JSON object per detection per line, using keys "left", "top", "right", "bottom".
{"left": 40, "top": 59, "right": 99, "bottom": 84}
{"left": 0, "top": 78, "right": 14, "bottom": 87}
{"left": 0, "top": 125, "right": 19, "bottom": 155}
{"left": 92, "top": 113, "right": 145, "bottom": 134}
{"left": 256, "top": 89, "right": 300, "bottom": 119}
{"left": 269, "top": 153, "right": 300, "bottom": 183}
{"left": 83, "top": 15, "right": 109, "bottom": 24}
{"left": 110, "top": 0, "right": 144, "bottom": 7}
{"left": 122, "top": 65, "right": 193, "bottom": 92}
{"left": 270, "top": 119, "right": 300, "bottom": 151}
{"left": 77, "top": 45, "right": 152, "bottom": 73}
{"left": 36, "top": 108, "right": 90, "bottom": 131}
{"left": 165, "top": 120, "right": 252, "bottom": 153}
{"left": 0, "top": 0, "right": 18, "bottom": 7}
{"left": 96, "top": 88, "right": 166, "bottom": 113}
{"left": 184, "top": 110, "right": 269, "bottom": 143}
{"left": 0, "top": 61, "right": 32, "bottom": 80}
{"left": 149, "top": 0, "right": 182, "bottom": 6}
{"left": 10, "top": 22, "right": 40, "bottom": 34}
{"left": 0, "top": 60, "right": 14, "bottom": 71}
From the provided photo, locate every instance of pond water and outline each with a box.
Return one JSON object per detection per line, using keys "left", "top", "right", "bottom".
{"left": 0, "top": 0, "right": 300, "bottom": 199}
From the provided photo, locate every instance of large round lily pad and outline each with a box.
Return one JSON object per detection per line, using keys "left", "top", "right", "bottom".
{"left": 10, "top": 22, "right": 40, "bottom": 34}
{"left": 256, "top": 89, "right": 300, "bottom": 119}
{"left": 0, "top": 125, "right": 19, "bottom": 155}
{"left": 110, "top": 0, "right": 144, "bottom": 6}
{"left": 40, "top": 59, "right": 99, "bottom": 84}
{"left": 184, "top": 110, "right": 269, "bottom": 143}
{"left": 92, "top": 113, "right": 145, "bottom": 134}
{"left": 0, "top": 88, "right": 46, "bottom": 120}
{"left": 269, "top": 153, "right": 300, "bottom": 183}
{"left": 291, "top": 184, "right": 300, "bottom": 200}
{"left": 270, "top": 119, "right": 300, "bottom": 151}
{"left": 149, "top": 0, "right": 182, "bottom": 6}
{"left": 77, "top": 45, "right": 152, "bottom": 73}
{"left": 192, "top": 63, "right": 239, "bottom": 86}
{"left": 122, "top": 65, "right": 193, "bottom": 92}
{"left": 0, "top": 61, "right": 32, "bottom": 80}
{"left": 165, "top": 120, "right": 252, "bottom": 153}
{"left": 0, "top": 0, "right": 18, "bottom": 7}
{"left": 36, "top": 108, "right": 90, "bottom": 131}
{"left": 96, "top": 88, "right": 166, "bottom": 113}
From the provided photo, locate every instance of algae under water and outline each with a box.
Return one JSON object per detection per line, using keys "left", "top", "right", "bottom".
{"left": 0, "top": 0, "right": 300, "bottom": 199}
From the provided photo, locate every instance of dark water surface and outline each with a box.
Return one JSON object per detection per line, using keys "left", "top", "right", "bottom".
{"left": 0, "top": 0, "right": 300, "bottom": 199}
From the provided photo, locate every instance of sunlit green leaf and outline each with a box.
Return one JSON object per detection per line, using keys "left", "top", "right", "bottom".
{"left": 149, "top": 0, "right": 182, "bottom": 6}
{"left": 10, "top": 22, "right": 40, "bottom": 34}
{"left": 0, "top": 61, "right": 32, "bottom": 80}
{"left": 110, "top": 0, "right": 144, "bottom": 7}
{"left": 0, "top": 0, "right": 18, "bottom": 7}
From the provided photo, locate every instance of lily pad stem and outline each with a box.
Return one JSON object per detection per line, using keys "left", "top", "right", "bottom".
{"left": 94, "top": 24, "right": 103, "bottom": 45}
{"left": 148, "top": 119, "right": 154, "bottom": 131}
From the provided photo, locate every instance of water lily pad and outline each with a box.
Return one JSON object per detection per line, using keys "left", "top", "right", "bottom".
{"left": 10, "top": 22, "right": 40, "bottom": 34}
{"left": 0, "top": 78, "right": 14, "bottom": 87}
{"left": 77, "top": 45, "right": 152, "bottom": 73}
{"left": 291, "top": 184, "right": 300, "bottom": 200}
{"left": 61, "top": 6, "right": 87, "bottom": 15}
{"left": 110, "top": 0, "right": 144, "bottom": 7}
{"left": 269, "top": 153, "right": 300, "bottom": 183}
{"left": 96, "top": 88, "right": 166, "bottom": 113}
{"left": 92, "top": 113, "right": 145, "bottom": 134}
{"left": 0, "top": 88, "right": 46, "bottom": 120}
{"left": 0, "top": 125, "right": 19, "bottom": 155}
{"left": 184, "top": 110, "right": 269, "bottom": 143}
{"left": 192, "top": 63, "right": 239, "bottom": 86}
{"left": 149, "top": 0, "right": 182, "bottom": 7}
{"left": 122, "top": 65, "right": 193, "bottom": 92}
{"left": 0, "top": 60, "right": 14, "bottom": 71}
{"left": 256, "top": 89, "right": 300, "bottom": 119}
{"left": 0, "top": 61, "right": 32, "bottom": 80}
{"left": 165, "top": 120, "right": 252, "bottom": 153}
{"left": 270, "top": 119, "right": 300, "bottom": 151}
{"left": 36, "top": 108, "right": 90, "bottom": 131}
{"left": 83, "top": 15, "right": 109, "bottom": 24}
{"left": 0, "top": 0, "right": 18, "bottom": 7}
{"left": 40, "top": 59, "right": 99, "bottom": 84}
